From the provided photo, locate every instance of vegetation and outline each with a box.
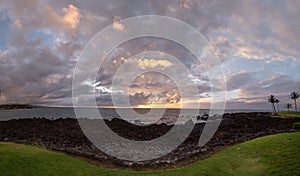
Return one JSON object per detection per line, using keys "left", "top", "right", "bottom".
{"left": 0, "top": 104, "right": 33, "bottom": 110}
{"left": 274, "top": 98, "right": 280, "bottom": 112}
{"left": 277, "top": 111, "right": 300, "bottom": 118}
{"left": 268, "top": 91, "right": 299, "bottom": 113}
{"left": 0, "top": 132, "right": 300, "bottom": 176}
{"left": 284, "top": 103, "right": 293, "bottom": 112}
{"left": 290, "top": 92, "right": 299, "bottom": 112}
{"left": 293, "top": 122, "right": 300, "bottom": 130}
{"left": 268, "top": 95, "right": 277, "bottom": 112}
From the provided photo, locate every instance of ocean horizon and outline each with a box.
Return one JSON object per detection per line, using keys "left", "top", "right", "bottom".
{"left": 0, "top": 107, "right": 269, "bottom": 124}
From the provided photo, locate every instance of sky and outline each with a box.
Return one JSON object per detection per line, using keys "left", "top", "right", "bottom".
{"left": 0, "top": 0, "right": 299, "bottom": 110}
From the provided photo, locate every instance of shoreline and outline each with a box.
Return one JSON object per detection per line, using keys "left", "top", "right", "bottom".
{"left": 0, "top": 112, "right": 299, "bottom": 170}
{"left": 0, "top": 104, "right": 33, "bottom": 110}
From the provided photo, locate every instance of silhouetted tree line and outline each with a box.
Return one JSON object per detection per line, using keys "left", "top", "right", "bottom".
{"left": 268, "top": 91, "right": 299, "bottom": 112}
{"left": 0, "top": 104, "right": 33, "bottom": 110}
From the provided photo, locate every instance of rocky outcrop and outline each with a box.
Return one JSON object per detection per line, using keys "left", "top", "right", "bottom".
{"left": 0, "top": 112, "right": 299, "bottom": 168}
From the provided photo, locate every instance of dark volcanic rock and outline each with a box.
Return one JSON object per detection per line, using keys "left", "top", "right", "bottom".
{"left": 105, "top": 118, "right": 173, "bottom": 141}
{"left": 0, "top": 112, "right": 299, "bottom": 167}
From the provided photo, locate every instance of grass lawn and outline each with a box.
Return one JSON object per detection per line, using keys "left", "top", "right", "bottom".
{"left": 0, "top": 132, "right": 299, "bottom": 176}
{"left": 277, "top": 111, "right": 300, "bottom": 118}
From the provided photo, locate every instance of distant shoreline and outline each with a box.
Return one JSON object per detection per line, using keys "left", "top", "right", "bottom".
{"left": 0, "top": 104, "right": 33, "bottom": 110}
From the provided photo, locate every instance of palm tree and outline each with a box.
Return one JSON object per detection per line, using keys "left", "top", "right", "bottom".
{"left": 268, "top": 95, "right": 276, "bottom": 112}
{"left": 290, "top": 92, "right": 299, "bottom": 112}
{"left": 284, "top": 103, "right": 292, "bottom": 112}
{"left": 274, "top": 98, "right": 280, "bottom": 112}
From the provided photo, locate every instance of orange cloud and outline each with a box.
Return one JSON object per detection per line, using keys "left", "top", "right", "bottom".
{"left": 180, "top": 1, "right": 191, "bottom": 9}
{"left": 135, "top": 59, "right": 173, "bottom": 69}
{"left": 112, "top": 15, "right": 124, "bottom": 31}
{"left": 11, "top": 19, "right": 23, "bottom": 29}
{"left": 62, "top": 4, "right": 80, "bottom": 30}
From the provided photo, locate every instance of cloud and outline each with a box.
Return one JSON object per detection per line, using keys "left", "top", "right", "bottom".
{"left": 62, "top": 4, "right": 80, "bottom": 30}
{"left": 165, "top": 91, "right": 181, "bottom": 104}
{"left": 11, "top": 19, "right": 22, "bottom": 29}
{"left": 234, "top": 74, "right": 300, "bottom": 105}
{"left": 134, "top": 58, "right": 173, "bottom": 69}
{"left": 112, "top": 15, "right": 124, "bottom": 31}
{"left": 128, "top": 72, "right": 183, "bottom": 106}
{"left": 0, "top": 26, "right": 78, "bottom": 105}
{"left": 179, "top": 1, "right": 191, "bottom": 10}
{"left": 1, "top": 1, "right": 81, "bottom": 37}
{"left": 54, "top": 41, "right": 82, "bottom": 59}
{"left": 0, "top": 0, "right": 299, "bottom": 110}
{"left": 112, "top": 22, "right": 124, "bottom": 31}
{"left": 129, "top": 92, "right": 152, "bottom": 106}
{"left": 226, "top": 71, "right": 258, "bottom": 90}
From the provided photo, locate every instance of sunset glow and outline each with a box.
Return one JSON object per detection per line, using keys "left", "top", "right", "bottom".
{"left": 0, "top": 0, "right": 299, "bottom": 110}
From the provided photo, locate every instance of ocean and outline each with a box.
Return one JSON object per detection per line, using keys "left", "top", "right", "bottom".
{"left": 0, "top": 107, "right": 267, "bottom": 125}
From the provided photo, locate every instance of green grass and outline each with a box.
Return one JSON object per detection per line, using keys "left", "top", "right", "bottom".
{"left": 1, "top": 132, "right": 300, "bottom": 176}
{"left": 277, "top": 111, "right": 300, "bottom": 117}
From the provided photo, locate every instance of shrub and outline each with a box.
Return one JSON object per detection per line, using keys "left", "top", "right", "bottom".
{"left": 293, "top": 122, "right": 300, "bottom": 130}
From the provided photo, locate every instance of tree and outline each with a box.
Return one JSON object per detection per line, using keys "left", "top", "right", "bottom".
{"left": 290, "top": 92, "right": 299, "bottom": 112}
{"left": 268, "top": 95, "right": 277, "bottom": 112}
{"left": 284, "top": 103, "right": 292, "bottom": 112}
{"left": 274, "top": 98, "right": 280, "bottom": 112}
